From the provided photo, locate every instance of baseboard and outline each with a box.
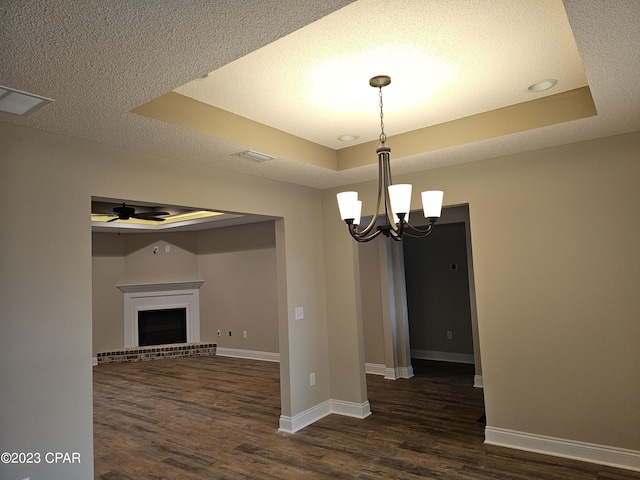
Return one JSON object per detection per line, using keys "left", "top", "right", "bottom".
{"left": 398, "top": 365, "right": 414, "bottom": 379}
{"left": 485, "top": 426, "right": 640, "bottom": 472}
{"left": 278, "top": 399, "right": 371, "bottom": 434}
{"left": 411, "top": 348, "right": 475, "bottom": 364}
{"left": 474, "top": 375, "right": 483, "bottom": 388}
{"left": 365, "top": 363, "right": 386, "bottom": 376}
{"left": 365, "top": 363, "right": 414, "bottom": 379}
{"left": 216, "top": 347, "right": 279, "bottom": 363}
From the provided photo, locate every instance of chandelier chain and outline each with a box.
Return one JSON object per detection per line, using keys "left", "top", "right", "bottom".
{"left": 378, "top": 87, "right": 386, "bottom": 145}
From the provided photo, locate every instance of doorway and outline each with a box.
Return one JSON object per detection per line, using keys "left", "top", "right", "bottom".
{"left": 403, "top": 204, "right": 482, "bottom": 386}
{"left": 358, "top": 204, "right": 482, "bottom": 387}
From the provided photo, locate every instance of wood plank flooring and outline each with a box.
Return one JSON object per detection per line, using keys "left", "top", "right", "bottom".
{"left": 93, "top": 356, "right": 639, "bottom": 479}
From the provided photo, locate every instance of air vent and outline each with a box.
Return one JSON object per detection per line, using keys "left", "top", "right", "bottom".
{"left": 0, "top": 86, "right": 53, "bottom": 116}
{"left": 233, "top": 149, "right": 276, "bottom": 162}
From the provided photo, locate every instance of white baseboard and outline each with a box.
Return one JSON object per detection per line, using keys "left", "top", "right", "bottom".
{"left": 365, "top": 363, "right": 386, "bottom": 376}
{"left": 365, "top": 363, "right": 414, "bottom": 380}
{"left": 398, "top": 365, "right": 414, "bottom": 379}
{"left": 411, "top": 348, "right": 475, "bottom": 364}
{"left": 278, "top": 399, "right": 371, "bottom": 434}
{"left": 485, "top": 426, "right": 640, "bottom": 472}
{"left": 474, "top": 375, "right": 483, "bottom": 388}
{"left": 216, "top": 347, "right": 279, "bottom": 363}
{"left": 384, "top": 366, "right": 399, "bottom": 380}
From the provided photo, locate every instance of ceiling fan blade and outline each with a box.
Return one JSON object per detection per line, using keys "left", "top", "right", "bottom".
{"left": 107, "top": 217, "right": 119, "bottom": 222}
{"left": 132, "top": 212, "right": 170, "bottom": 220}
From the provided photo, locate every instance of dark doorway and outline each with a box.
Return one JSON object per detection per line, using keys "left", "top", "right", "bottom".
{"left": 402, "top": 203, "right": 481, "bottom": 387}
{"left": 138, "top": 308, "right": 187, "bottom": 346}
{"left": 403, "top": 222, "right": 474, "bottom": 362}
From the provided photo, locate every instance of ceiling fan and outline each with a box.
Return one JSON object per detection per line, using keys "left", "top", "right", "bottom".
{"left": 104, "top": 203, "right": 170, "bottom": 222}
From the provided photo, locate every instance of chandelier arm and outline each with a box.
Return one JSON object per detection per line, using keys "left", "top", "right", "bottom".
{"left": 348, "top": 223, "right": 383, "bottom": 242}
{"left": 349, "top": 149, "right": 385, "bottom": 238}
{"left": 388, "top": 218, "right": 405, "bottom": 241}
{"left": 403, "top": 221, "right": 435, "bottom": 238}
{"left": 380, "top": 148, "right": 399, "bottom": 233}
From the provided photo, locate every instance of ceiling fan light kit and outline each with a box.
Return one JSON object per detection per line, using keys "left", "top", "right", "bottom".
{"left": 336, "top": 76, "right": 443, "bottom": 243}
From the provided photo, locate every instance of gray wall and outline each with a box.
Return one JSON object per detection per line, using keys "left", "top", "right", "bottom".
{"left": 92, "top": 221, "right": 279, "bottom": 355}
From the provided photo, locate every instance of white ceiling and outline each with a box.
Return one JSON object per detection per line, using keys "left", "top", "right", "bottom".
{"left": 2, "top": 0, "right": 640, "bottom": 190}
{"left": 176, "top": 0, "right": 588, "bottom": 150}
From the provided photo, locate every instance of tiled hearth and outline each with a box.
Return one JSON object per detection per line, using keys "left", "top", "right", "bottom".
{"left": 96, "top": 342, "right": 216, "bottom": 365}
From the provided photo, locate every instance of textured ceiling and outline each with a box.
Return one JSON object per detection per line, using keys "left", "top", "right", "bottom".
{"left": 2, "top": 0, "right": 640, "bottom": 190}
{"left": 175, "top": 0, "right": 588, "bottom": 150}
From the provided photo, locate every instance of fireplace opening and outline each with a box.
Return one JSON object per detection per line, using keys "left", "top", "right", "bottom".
{"left": 138, "top": 308, "right": 187, "bottom": 346}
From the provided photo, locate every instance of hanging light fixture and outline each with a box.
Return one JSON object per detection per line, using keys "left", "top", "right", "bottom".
{"left": 336, "top": 76, "right": 444, "bottom": 242}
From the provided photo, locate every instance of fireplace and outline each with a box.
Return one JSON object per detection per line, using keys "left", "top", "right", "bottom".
{"left": 117, "top": 281, "right": 203, "bottom": 348}
{"left": 138, "top": 307, "right": 187, "bottom": 346}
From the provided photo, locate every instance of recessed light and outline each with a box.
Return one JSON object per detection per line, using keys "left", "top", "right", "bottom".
{"left": 0, "top": 85, "right": 53, "bottom": 116}
{"left": 338, "top": 134, "right": 360, "bottom": 142}
{"left": 527, "top": 79, "right": 558, "bottom": 92}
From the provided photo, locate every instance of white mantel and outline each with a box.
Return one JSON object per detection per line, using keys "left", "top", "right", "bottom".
{"left": 117, "top": 281, "right": 204, "bottom": 348}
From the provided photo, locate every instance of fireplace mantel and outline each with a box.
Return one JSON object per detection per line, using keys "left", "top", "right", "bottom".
{"left": 118, "top": 281, "right": 204, "bottom": 348}
{"left": 117, "top": 280, "right": 204, "bottom": 294}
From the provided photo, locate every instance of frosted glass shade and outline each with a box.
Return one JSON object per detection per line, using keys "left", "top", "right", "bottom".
{"left": 388, "top": 184, "right": 412, "bottom": 216}
{"left": 336, "top": 191, "right": 362, "bottom": 222}
{"left": 353, "top": 200, "right": 362, "bottom": 225}
{"left": 421, "top": 190, "right": 444, "bottom": 218}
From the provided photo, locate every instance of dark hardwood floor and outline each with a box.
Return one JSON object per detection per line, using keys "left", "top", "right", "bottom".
{"left": 93, "top": 356, "right": 638, "bottom": 479}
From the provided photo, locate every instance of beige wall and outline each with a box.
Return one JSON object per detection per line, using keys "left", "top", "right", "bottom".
{"left": 2, "top": 120, "right": 639, "bottom": 479}
{"left": 0, "top": 122, "right": 337, "bottom": 479}
{"left": 92, "top": 233, "right": 126, "bottom": 354}
{"left": 124, "top": 231, "right": 198, "bottom": 284}
{"left": 91, "top": 222, "right": 279, "bottom": 355}
{"left": 358, "top": 240, "right": 386, "bottom": 366}
{"left": 323, "top": 131, "right": 640, "bottom": 451}
{"left": 197, "top": 221, "right": 279, "bottom": 352}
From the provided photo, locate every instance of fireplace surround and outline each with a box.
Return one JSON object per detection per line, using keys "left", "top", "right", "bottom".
{"left": 117, "top": 281, "right": 203, "bottom": 348}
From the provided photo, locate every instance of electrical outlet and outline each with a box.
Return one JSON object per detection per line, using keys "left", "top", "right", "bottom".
{"left": 295, "top": 306, "right": 304, "bottom": 320}
{"left": 242, "top": 330, "right": 247, "bottom": 338}
{"left": 310, "top": 372, "right": 316, "bottom": 386}
{"left": 165, "top": 245, "right": 171, "bottom": 253}
{"left": 447, "top": 330, "right": 453, "bottom": 340}
{"left": 217, "top": 329, "right": 221, "bottom": 337}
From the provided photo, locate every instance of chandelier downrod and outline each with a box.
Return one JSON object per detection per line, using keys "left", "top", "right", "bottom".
{"left": 336, "top": 76, "right": 444, "bottom": 242}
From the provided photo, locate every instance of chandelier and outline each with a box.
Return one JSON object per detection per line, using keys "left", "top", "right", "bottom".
{"left": 336, "top": 76, "right": 444, "bottom": 242}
